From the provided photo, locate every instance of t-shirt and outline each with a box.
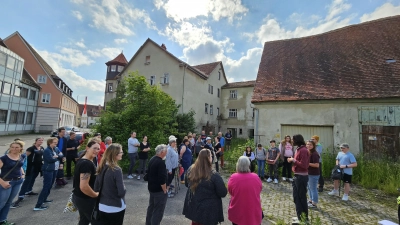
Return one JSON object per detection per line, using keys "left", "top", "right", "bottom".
{"left": 25, "top": 145, "right": 44, "bottom": 175}
{"left": 67, "top": 139, "right": 79, "bottom": 157}
{"left": 128, "top": 137, "right": 139, "bottom": 153}
{"left": 308, "top": 151, "right": 320, "bottom": 175}
{"left": 139, "top": 142, "right": 150, "bottom": 159}
{"left": 267, "top": 147, "right": 280, "bottom": 163}
{"left": 147, "top": 156, "right": 167, "bottom": 193}
{"left": 225, "top": 133, "right": 232, "bottom": 142}
{"left": 220, "top": 137, "right": 225, "bottom": 147}
{"left": 336, "top": 151, "right": 357, "bottom": 175}
{"left": 316, "top": 144, "right": 323, "bottom": 163}
{"left": 73, "top": 159, "right": 97, "bottom": 199}
{"left": 255, "top": 148, "right": 266, "bottom": 160}
{"left": 280, "top": 142, "right": 293, "bottom": 157}
{"left": 0, "top": 155, "right": 25, "bottom": 179}
{"left": 214, "top": 143, "right": 221, "bottom": 159}
{"left": 58, "top": 137, "right": 64, "bottom": 154}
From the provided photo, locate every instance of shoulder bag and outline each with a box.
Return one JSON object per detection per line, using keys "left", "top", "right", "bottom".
{"left": 91, "top": 166, "right": 109, "bottom": 221}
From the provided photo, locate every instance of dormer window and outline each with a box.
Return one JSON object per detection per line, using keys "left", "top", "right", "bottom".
{"left": 111, "top": 65, "right": 116, "bottom": 72}
{"left": 117, "top": 65, "right": 124, "bottom": 72}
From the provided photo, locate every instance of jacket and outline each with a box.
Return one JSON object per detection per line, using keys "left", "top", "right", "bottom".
{"left": 42, "top": 146, "right": 62, "bottom": 171}
{"left": 183, "top": 166, "right": 227, "bottom": 224}
{"left": 56, "top": 136, "right": 68, "bottom": 155}
{"left": 292, "top": 145, "right": 310, "bottom": 175}
{"left": 94, "top": 165, "right": 126, "bottom": 208}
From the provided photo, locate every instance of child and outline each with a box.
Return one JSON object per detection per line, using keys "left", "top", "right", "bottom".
{"left": 55, "top": 164, "right": 68, "bottom": 187}
{"left": 266, "top": 140, "right": 280, "bottom": 184}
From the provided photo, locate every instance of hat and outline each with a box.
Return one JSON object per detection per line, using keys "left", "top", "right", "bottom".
{"left": 206, "top": 137, "right": 211, "bottom": 140}
{"left": 168, "top": 135, "right": 176, "bottom": 140}
{"left": 340, "top": 143, "right": 349, "bottom": 148}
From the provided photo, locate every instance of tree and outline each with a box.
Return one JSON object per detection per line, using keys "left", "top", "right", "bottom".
{"left": 175, "top": 110, "right": 196, "bottom": 141}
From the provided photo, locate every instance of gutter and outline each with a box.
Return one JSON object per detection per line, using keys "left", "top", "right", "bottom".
{"left": 254, "top": 107, "right": 259, "bottom": 146}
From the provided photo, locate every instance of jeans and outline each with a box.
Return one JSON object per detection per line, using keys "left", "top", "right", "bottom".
{"left": 73, "top": 194, "right": 100, "bottom": 225}
{"left": 35, "top": 170, "right": 57, "bottom": 208}
{"left": 99, "top": 209, "right": 125, "bottom": 225}
{"left": 257, "top": 160, "right": 266, "bottom": 178}
{"left": 138, "top": 159, "right": 147, "bottom": 175}
{"left": 180, "top": 161, "right": 191, "bottom": 181}
{"left": 0, "top": 179, "right": 23, "bottom": 222}
{"left": 282, "top": 157, "right": 292, "bottom": 178}
{"left": 268, "top": 163, "right": 278, "bottom": 179}
{"left": 128, "top": 153, "right": 138, "bottom": 175}
{"left": 292, "top": 175, "right": 309, "bottom": 221}
{"left": 318, "top": 163, "right": 324, "bottom": 188}
{"left": 146, "top": 191, "right": 168, "bottom": 225}
{"left": 66, "top": 153, "right": 77, "bottom": 177}
{"left": 308, "top": 175, "right": 320, "bottom": 204}
{"left": 167, "top": 168, "right": 176, "bottom": 187}
{"left": 18, "top": 168, "right": 40, "bottom": 199}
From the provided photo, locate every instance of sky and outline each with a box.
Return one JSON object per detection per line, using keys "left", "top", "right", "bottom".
{"left": 1, "top": 0, "right": 399, "bottom": 105}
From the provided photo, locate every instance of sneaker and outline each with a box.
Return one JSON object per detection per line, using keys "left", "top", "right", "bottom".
{"left": 328, "top": 190, "right": 339, "bottom": 196}
{"left": 33, "top": 205, "right": 48, "bottom": 211}
{"left": 282, "top": 177, "right": 287, "bottom": 181}
{"left": 180, "top": 181, "right": 185, "bottom": 184}
{"left": 0, "top": 221, "right": 15, "bottom": 225}
{"left": 133, "top": 174, "right": 137, "bottom": 177}
{"left": 44, "top": 199, "right": 53, "bottom": 203}
{"left": 289, "top": 178, "right": 293, "bottom": 182}
{"left": 127, "top": 175, "right": 134, "bottom": 179}
{"left": 137, "top": 175, "right": 141, "bottom": 180}
{"left": 266, "top": 178, "right": 272, "bottom": 183}
{"left": 10, "top": 203, "right": 20, "bottom": 209}
{"left": 26, "top": 191, "right": 39, "bottom": 196}
{"left": 308, "top": 203, "right": 317, "bottom": 208}
{"left": 274, "top": 179, "right": 278, "bottom": 184}
{"left": 342, "top": 194, "right": 349, "bottom": 201}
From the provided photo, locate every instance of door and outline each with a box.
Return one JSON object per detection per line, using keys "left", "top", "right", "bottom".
{"left": 281, "top": 125, "right": 334, "bottom": 151}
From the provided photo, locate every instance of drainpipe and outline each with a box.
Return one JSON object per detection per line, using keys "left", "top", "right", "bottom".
{"left": 181, "top": 64, "right": 187, "bottom": 114}
{"left": 254, "top": 107, "right": 259, "bottom": 146}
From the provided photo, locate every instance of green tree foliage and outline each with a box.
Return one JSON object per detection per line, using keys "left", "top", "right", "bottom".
{"left": 175, "top": 109, "right": 196, "bottom": 141}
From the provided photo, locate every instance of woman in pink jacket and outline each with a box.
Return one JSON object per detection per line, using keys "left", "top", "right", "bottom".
{"left": 228, "top": 156, "right": 263, "bottom": 225}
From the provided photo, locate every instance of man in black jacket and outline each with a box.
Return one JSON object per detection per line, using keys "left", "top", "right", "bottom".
{"left": 66, "top": 132, "right": 80, "bottom": 179}
{"left": 146, "top": 144, "right": 168, "bottom": 225}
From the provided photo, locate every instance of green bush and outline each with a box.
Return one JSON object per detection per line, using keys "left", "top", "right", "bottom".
{"left": 224, "top": 138, "right": 254, "bottom": 173}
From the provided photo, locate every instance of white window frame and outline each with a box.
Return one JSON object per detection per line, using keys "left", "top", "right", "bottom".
{"left": 229, "top": 109, "right": 237, "bottom": 118}
{"left": 117, "top": 65, "right": 124, "bottom": 72}
{"left": 150, "top": 75, "right": 156, "bottom": 86}
{"left": 108, "top": 83, "right": 113, "bottom": 92}
{"left": 210, "top": 105, "right": 213, "bottom": 115}
{"left": 38, "top": 75, "right": 47, "bottom": 84}
{"left": 111, "top": 65, "right": 117, "bottom": 72}
{"left": 162, "top": 73, "right": 169, "bottom": 84}
{"left": 41, "top": 93, "right": 51, "bottom": 104}
{"left": 145, "top": 55, "right": 150, "bottom": 64}
{"left": 230, "top": 90, "right": 238, "bottom": 99}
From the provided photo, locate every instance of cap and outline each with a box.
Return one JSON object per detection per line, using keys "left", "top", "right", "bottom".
{"left": 340, "top": 143, "right": 349, "bottom": 148}
{"left": 206, "top": 137, "right": 211, "bottom": 140}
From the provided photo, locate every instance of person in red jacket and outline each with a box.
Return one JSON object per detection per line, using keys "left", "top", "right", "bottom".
{"left": 288, "top": 134, "right": 310, "bottom": 222}
{"left": 93, "top": 133, "right": 107, "bottom": 164}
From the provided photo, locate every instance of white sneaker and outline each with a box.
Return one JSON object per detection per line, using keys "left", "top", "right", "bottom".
{"left": 133, "top": 174, "right": 137, "bottom": 177}
{"left": 127, "top": 175, "right": 133, "bottom": 179}
{"left": 137, "top": 175, "right": 141, "bottom": 180}
{"left": 282, "top": 177, "right": 286, "bottom": 181}
{"left": 342, "top": 194, "right": 349, "bottom": 201}
{"left": 274, "top": 179, "right": 278, "bottom": 184}
{"left": 289, "top": 178, "right": 293, "bottom": 182}
{"left": 328, "top": 190, "right": 339, "bottom": 196}
{"left": 266, "top": 178, "right": 272, "bottom": 183}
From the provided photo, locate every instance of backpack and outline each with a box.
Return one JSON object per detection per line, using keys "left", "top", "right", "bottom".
{"left": 331, "top": 165, "right": 343, "bottom": 180}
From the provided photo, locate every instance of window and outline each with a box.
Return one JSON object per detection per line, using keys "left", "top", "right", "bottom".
{"left": 108, "top": 83, "right": 113, "bottom": 92}
{"left": 211, "top": 85, "right": 213, "bottom": 94}
{"left": 14, "top": 86, "right": 20, "bottom": 97}
{"left": 41, "top": 93, "right": 51, "bottom": 104}
{"left": 0, "top": 52, "right": 6, "bottom": 66}
{"left": 217, "top": 88, "right": 220, "bottom": 98}
{"left": 252, "top": 108, "right": 255, "bottom": 118}
{"left": 239, "top": 128, "right": 242, "bottom": 135}
{"left": 162, "top": 73, "right": 169, "bottom": 84}
{"left": 111, "top": 65, "right": 116, "bottom": 72}
{"left": 0, "top": 110, "right": 7, "bottom": 123}
{"left": 26, "top": 112, "right": 33, "bottom": 124}
{"left": 230, "top": 90, "right": 238, "bottom": 99}
{"left": 205, "top": 103, "right": 208, "bottom": 114}
{"left": 29, "top": 90, "right": 37, "bottom": 100}
{"left": 6, "top": 56, "right": 15, "bottom": 70}
{"left": 218, "top": 71, "right": 221, "bottom": 80}
{"left": 146, "top": 55, "right": 150, "bottom": 64}
{"left": 208, "top": 84, "right": 213, "bottom": 94}
{"left": 17, "top": 112, "right": 25, "bottom": 124}
{"left": 38, "top": 75, "right": 47, "bottom": 84}
{"left": 229, "top": 109, "right": 237, "bottom": 118}
{"left": 150, "top": 75, "right": 156, "bottom": 85}
{"left": 210, "top": 105, "right": 213, "bottom": 115}
{"left": 117, "top": 65, "right": 124, "bottom": 72}
{"left": 217, "top": 107, "right": 219, "bottom": 116}
{"left": 2, "top": 82, "right": 12, "bottom": 95}
{"left": 16, "top": 60, "right": 22, "bottom": 73}
{"left": 9, "top": 111, "right": 17, "bottom": 124}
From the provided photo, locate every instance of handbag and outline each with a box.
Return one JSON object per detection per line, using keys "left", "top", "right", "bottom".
{"left": 91, "top": 167, "right": 108, "bottom": 221}
{"left": 63, "top": 192, "right": 77, "bottom": 213}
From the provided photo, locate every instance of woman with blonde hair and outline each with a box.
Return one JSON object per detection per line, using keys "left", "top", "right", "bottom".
{"left": 94, "top": 144, "right": 126, "bottom": 225}
{"left": 183, "top": 149, "right": 227, "bottom": 225}
{"left": 0, "top": 140, "right": 26, "bottom": 225}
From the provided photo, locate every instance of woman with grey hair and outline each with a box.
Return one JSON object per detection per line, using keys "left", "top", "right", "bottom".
{"left": 228, "top": 156, "right": 263, "bottom": 225}
{"left": 104, "top": 137, "right": 112, "bottom": 148}
{"left": 165, "top": 137, "right": 179, "bottom": 197}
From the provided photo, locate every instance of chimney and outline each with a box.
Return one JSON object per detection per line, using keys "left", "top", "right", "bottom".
{"left": 161, "top": 43, "right": 167, "bottom": 50}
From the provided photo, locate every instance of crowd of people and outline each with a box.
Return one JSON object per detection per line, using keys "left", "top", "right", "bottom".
{"left": 0, "top": 128, "right": 359, "bottom": 225}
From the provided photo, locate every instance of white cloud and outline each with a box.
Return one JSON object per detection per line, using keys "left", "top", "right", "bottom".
{"left": 223, "top": 47, "right": 263, "bottom": 82}
{"left": 154, "top": 0, "right": 248, "bottom": 23}
{"left": 326, "top": 0, "right": 351, "bottom": 21}
{"left": 72, "top": 10, "right": 83, "bottom": 21}
{"left": 40, "top": 47, "right": 94, "bottom": 67}
{"left": 114, "top": 38, "right": 128, "bottom": 44}
{"left": 72, "top": 0, "right": 156, "bottom": 36}
{"left": 360, "top": 2, "right": 400, "bottom": 22}
{"left": 87, "top": 48, "right": 121, "bottom": 59}
{"left": 75, "top": 39, "right": 86, "bottom": 48}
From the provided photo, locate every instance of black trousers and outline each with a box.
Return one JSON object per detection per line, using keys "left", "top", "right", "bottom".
{"left": 282, "top": 157, "right": 292, "bottom": 178}
{"left": 292, "top": 175, "right": 309, "bottom": 221}
{"left": 167, "top": 168, "right": 176, "bottom": 186}
{"left": 99, "top": 209, "right": 125, "bottom": 225}
{"left": 66, "top": 153, "right": 77, "bottom": 178}
{"left": 318, "top": 162, "right": 324, "bottom": 188}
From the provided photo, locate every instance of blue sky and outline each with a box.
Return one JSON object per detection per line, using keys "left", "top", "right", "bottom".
{"left": 1, "top": 0, "right": 399, "bottom": 105}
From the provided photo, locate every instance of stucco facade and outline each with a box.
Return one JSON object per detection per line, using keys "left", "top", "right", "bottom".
{"left": 253, "top": 99, "right": 400, "bottom": 154}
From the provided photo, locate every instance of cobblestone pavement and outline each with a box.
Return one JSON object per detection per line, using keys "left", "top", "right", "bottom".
{"left": 260, "top": 178, "right": 398, "bottom": 225}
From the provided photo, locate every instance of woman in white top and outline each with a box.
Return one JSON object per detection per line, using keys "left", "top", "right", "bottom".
{"left": 94, "top": 144, "right": 126, "bottom": 225}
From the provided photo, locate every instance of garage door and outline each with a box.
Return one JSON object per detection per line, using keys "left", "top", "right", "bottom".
{"left": 281, "top": 125, "right": 334, "bottom": 151}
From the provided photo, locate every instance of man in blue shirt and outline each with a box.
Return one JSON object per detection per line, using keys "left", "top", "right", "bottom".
{"left": 218, "top": 132, "right": 225, "bottom": 168}
{"left": 328, "top": 143, "right": 357, "bottom": 201}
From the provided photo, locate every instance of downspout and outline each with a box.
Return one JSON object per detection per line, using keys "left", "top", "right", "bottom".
{"left": 254, "top": 107, "right": 259, "bottom": 146}
{"left": 182, "top": 64, "right": 187, "bottom": 114}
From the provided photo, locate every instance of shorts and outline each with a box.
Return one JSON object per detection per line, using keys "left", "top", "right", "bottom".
{"left": 342, "top": 173, "right": 352, "bottom": 183}
{"left": 225, "top": 141, "right": 231, "bottom": 146}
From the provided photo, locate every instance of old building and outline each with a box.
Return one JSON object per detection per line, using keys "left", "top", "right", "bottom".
{"left": 220, "top": 81, "right": 255, "bottom": 138}
{"left": 252, "top": 16, "right": 400, "bottom": 155}
{"left": 79, "top": 103, "right": 103, "bottom": 128}
{"left": 0, "top": 39, "right": 41, "bottom": 134}
{"left": 104, "top": 52, "right": 128, "bottom": 106}
{"left": 3, "top": 32, "right": 78, "bottom": 133}
{"left": 105, "top": 38, "right": 228, "bottom": 132}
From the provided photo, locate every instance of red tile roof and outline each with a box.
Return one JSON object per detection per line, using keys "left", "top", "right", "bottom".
{"left": 192, "top": 61, "right": 221, "bottom": 77}
{"left": 106, "top": 52, "right": 128, "bottom": 66}
{"left": 252, "top": 15, "right": 400, "bottom": 103}
{"left": 222, "top": 80, "right": 255, "bottom": 89}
